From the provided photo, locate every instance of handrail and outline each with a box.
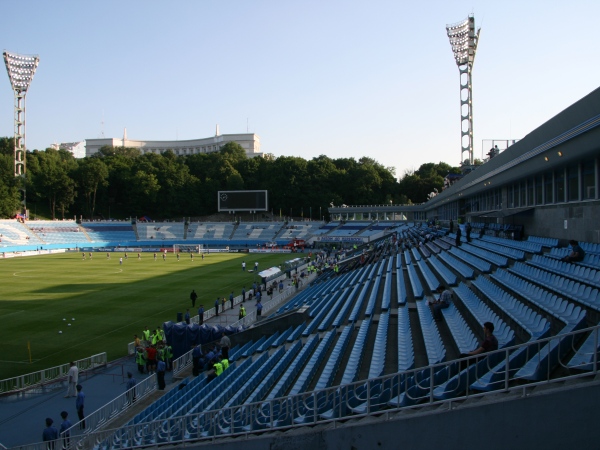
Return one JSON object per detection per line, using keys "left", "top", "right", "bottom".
{"left": 63, "top": 373, "right": 157, "bottom": 437}
{"left": 0, "top": 353, "right": 107, "bottom": 395}
{"left": 13, "top": 324, "right": 600, "bottom": 450}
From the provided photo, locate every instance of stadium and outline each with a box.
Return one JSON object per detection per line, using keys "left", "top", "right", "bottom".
{"left": 2, "top": 12, "right": 600, "bottom": 450}
{"left": 2, "top": 82, "right": 600, "bottom": 447}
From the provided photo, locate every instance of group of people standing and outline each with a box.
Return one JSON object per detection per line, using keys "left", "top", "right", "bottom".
{"left": 134, "top": 326, "right": 173, "bottom": 390}
{"left": 42, "top": 362, "right": 85, "bottom": 448}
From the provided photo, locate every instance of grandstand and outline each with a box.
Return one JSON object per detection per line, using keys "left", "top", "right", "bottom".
{"left": 4, "top": 222, "right": 600, "bottom": 449}
{"left": 2, "top": 90, "right": 600, "bottom": 449}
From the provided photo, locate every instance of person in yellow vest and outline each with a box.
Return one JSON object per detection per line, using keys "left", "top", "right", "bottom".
{"left": 239, "top": 305, "right": 246, "bottom": 320}
{"left": 221, "top": 358, "right": 229, "bottom": 370}
{"left": 142, "top": 326, "right": 151, "bottom": 344}
{"left": 213, "top": 359, "right": 223, "bottom": 377}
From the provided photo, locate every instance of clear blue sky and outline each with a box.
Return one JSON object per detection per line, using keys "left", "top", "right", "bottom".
{"left": 1, "top": 0, "right": 599, "bottom": 177}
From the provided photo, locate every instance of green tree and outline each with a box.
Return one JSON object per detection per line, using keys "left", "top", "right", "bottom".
{"left": 76, "top": 157, "right": 109, "bottom": 219}
{"left": 28, "top": 149, "right": 78, "bottom": 219}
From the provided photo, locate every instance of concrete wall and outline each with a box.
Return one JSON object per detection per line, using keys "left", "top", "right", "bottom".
{"left": 515, "top": 200, "right": 600, "bottom": 243}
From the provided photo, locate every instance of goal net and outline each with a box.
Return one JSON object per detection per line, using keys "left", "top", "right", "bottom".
{"left": 173, "top": 244, "right": 201, "bottom": 253}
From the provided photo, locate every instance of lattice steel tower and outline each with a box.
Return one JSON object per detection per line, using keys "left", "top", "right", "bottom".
{"left": 3, "top": 51, "right": 40, "bottom": 195}
{"left": 446, "top": 15, "right": 480, "bottom": 167}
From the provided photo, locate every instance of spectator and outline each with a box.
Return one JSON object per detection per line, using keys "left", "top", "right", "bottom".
{"left": 198, "top": 305, "right": 204, "bottom": 325}
{"left": 220, "top": 333, "right": 231, "bottom": 360}
{"left": 59, "top": 411, "right": 71, "bottom": 450}
{"left": 135, "top": 347, "right": 146, "bottom": 374}
{"left": 42, "top": 418, "right": 58, "bottom": 450}
{"left": 455, "top": 226, "right": 462, "bottom": 247}
{"left": 126, "top": 372, "right": 137, "bottom": 403}
{"left": 429, "top": 284, "right": 453, "bottom": 321}
{"left": 192, "top": 345, "right": 203, "bottom": 376}
{"left": 145, "top": 345, "right": 157, "bottom": 374}
{"left": 463, "top": 322, "right": 498, "bottom": 356}
{"left": 65, "top": 362, "right": 78, "bottom": 398}
{"left": 561, "top": 240, "right": 585, "bottom": 263}
{"left": 157, "top": 359, "right": 166, "bottom": 390}
{"left": 256, "top": 300, "right": 263, "bottom": 317}
{"left": 75, "top": 385, "right": 85, "bottom": 429}
{"left": 184, "top": 309, "right": 191, "bottom": 325}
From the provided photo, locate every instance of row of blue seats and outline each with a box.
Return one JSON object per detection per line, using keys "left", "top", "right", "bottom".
{"left": 380, "top": 267, "right": 393, "bottom": 310}
{"left": 578, "top": 241, "right": 600, "bottom": 255}
{"left": 510, "top": 262, "right": 600, "bottom": 311}
{"left": 425, "top": 241, "right": 442, "bottom": 255}
{"left": 492, "top": 269, "right": 586, "bottom": 325}
{"left": 364, "top": 268, "right": 383, "bottom": 316}
{"left": 480, "top": 235, "right": 543, "bottom": 254}
{"left": 441, "top": 304, "right": 478, "bottom": 354}
{"left": 347, "top": 278, "right": 371, "bottom": 322}
{"left": 332, "top": 284, "right": 360, "bottom": 327}
{"left": 397, "top": 267, "right": 408, "bottom": 305}
{"left": 415, "top": 300, "right": 445, "bottom": 365}
{"left": 437, "top": 251, "right": 475, "bottom": 279}
{"left": 547, "top": 247, "right": 600, "bottom": 270}
{"left": 257, "top": 331, "right": 281, "bottom": 352}
{"left": 407, "top": 264, "right": 424, "bottom": 299}
{"left": 460, "top": 243, "right": 509, "bottom": 268}
{"left": 317, "top": 288, "right": 351, "bottom": 332}
{"left": 368, "top": 311, "right": 390, "bottom": 378}
{"left": 472, "top": 276, "right": 550, "bottom": 339}
{"left": 183, "top": 351, "right": 280, "bottom": 439}
{"left": 527, "top": 235, "right": 559, "bottom": 248}
{"left": 470, "top": 277, "right": 551, "bottom": 392}
{"left": 114, "top": 359, "right": 249, "bottom": 447}
{"left": 448, "top": 247, "right": 492, "bottom": 273}
{"left": 231, "top": 335, "right": 323, "bottom": 433}
{"left": 431, "top": 279, "right": 517, "bottom": 400}
{"left": 470, "top": 239, "right": 526, "bottom": 261}
{"left": 528, "top": 254, "right": 600, "bottom": 289}
{"left": 341, "top": 318, "right": 372, "bottom": 385}
{"left": 214, "top": 340, "right": 311, "bottom": 436}
{"left": 489, "top": 269, "right": 589, "bottom": 380}
{"left": 567, "top": 322, "right": 600, "bottom": 371}
{"left": 404, "top": 249, "right": 412, "bottom": 265}
{"left": 453, "top": 283, "right": 514, "bottom": 348}
{"left": 303, "top": 291, "right": 342, "bottom": 336}
{"left": 410, "top": 247, "right": 422, "bottom": 262}
{"left": 397, "top": 306, "right": 415, "bottom": 372}
{"left": 416, "top": 259, "right": 443, "bottom": 291}
{"left": 427, "top": 255, "right": 458, "bottom": 286}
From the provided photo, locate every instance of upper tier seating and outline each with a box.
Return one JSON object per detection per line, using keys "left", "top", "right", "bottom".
{"left": 27, "top": 220, "right": 89, "bottom": 245}
{"left": 83, "top": 222, "right": 137, "bottom": 242}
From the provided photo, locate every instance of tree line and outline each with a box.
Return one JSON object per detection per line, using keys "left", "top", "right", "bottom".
{"left": 0, "top": 137, "right": 461, "bottom": 220}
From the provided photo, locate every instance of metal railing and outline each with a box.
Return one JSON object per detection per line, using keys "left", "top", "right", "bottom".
{"left": 13, "top": 325, "right": 600, "bottom": 450}
{"left": 63, "top": 373, "right": 157, "bottom": 438}
{"left": 0, "top": 353, "right": 107, "bottom": 395}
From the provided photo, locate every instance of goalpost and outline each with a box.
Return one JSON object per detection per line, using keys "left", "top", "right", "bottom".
{"left": 173, "top": 244, "right": 201, "bottom": 253}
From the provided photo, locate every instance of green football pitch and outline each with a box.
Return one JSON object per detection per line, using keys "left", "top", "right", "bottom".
{"left": 0, "top": 251, "right": 295, "bottom": 380}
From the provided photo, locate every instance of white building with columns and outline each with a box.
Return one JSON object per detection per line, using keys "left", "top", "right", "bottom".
{"left": 85, "top": 130, "right": 261, "bottom": 158}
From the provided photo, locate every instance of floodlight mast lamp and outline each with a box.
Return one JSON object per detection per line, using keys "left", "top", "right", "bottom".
{"left": 3, "top": 51, "right": 40, "bottom": 185}
{"left": 446, "top": 15, "right": 480, "bottom": 167}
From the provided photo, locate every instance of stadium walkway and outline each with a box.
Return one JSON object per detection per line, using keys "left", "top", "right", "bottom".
{"left": 0, "top": 274, "right": 313, "bottom": 449}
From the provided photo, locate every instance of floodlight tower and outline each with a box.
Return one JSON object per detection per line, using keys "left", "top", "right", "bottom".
{"left": 446, "top": 15, "right": 480, "bottom": 168}
{"left": 3, "top": 50, "right": 40, "bottom": 210}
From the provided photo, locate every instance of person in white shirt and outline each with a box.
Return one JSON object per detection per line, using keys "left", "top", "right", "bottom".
{"left": 65, "top": 362, "right": 79, "bottom": 397}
